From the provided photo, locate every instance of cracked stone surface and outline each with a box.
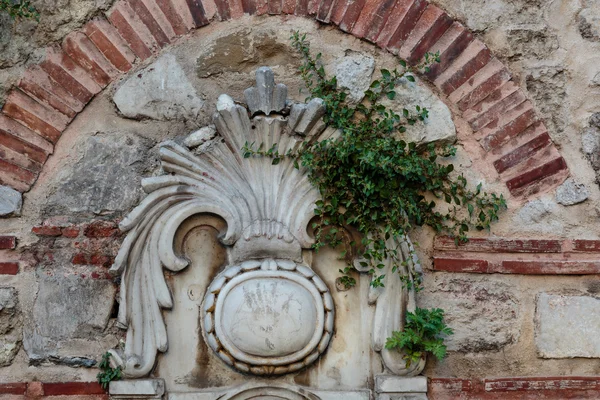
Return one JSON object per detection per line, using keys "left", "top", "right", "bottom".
{"left": 114, "top": 54, "right": 204, "bottom": 121}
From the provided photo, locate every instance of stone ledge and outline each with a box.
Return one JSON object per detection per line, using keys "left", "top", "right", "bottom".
{"left": 376, "top": 376, "right": 428, "bottom": 393}
{"left": 109, "top": 379, "right": 165, "bottom": 399}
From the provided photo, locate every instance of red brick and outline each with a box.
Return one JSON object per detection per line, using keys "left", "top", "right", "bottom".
{"left": 63, "top": 32, "right": 120, "bottom": 88}
{"left": 506, "top": 157, "right": 568, "bottom": 194}
{"left": 424, "top": 24, "right": 473, "bottom": 81}
{"left": 383, "top": 0, "right": 428, "bottom": 53}
{"left": 27, "top": 382, "right": 44, "bottom": 397}
{"left": 281, "top": 0, "right": 295, "bottom": 14}
{"left": 242, "top": 0, "right": 258, "bottom": 14}
{"left": 0, "top": 235, "right": 16, "bottom": 249}
{"left": 0, "top": 158, "right": 37, "bottom": 190}
{"left": 315, "top": 0, "right": 333, "bottom": 20}
{"left": 375, "top": 0, "right": 418, "bottom": 46}
{"left": 433, "top": 257, "right": 489, "bottom": 273}
{"left": 43, "top": 46, "right": 102, "bottom": 98}
{"left": 214, "top": 0, "right": 232, "bottom": 18}
{"left": 294, "top": 0, "right": 308, "bottom": 16}
{"left": 356, "top": 0, "right": 399, "bottom": 42}
{"left": 453, "top": 64, "right": 512, "bottom": 111}
{"left": 83, "top": 18, "right": 136, "bottom": 73}
{"left": 398, "top": 5, "right": 452, "bottom": 63}
{"left": 168, "top": 0, "right": 199, "bottom": 29}
{"left": 437, "top": 42, "right": 491, "bottom": 95}
{"left": 61, "top": 226, "right": 81, "bottom": 238}
{"left": 40, "top": 47, "right": 101, "bottom": 105}
{"left": 493, "top": 132, "right": 551, "bottom": 173}
{"left": 142, "top": 0, "right": 178, "bottom": 39}
{"left": 90, "top": 253, "right": 113, "bottom": 266}
{"left": 498, "top": 260, "right": 600, "bottom": 274}
{"left": 32, "top": 225, "right": 62, "bottom": 236}
{"left": 429, "top": 378, "right": 483, "bottom": 396}
{"left": 0, "top": 262, "right": 19, "bottom": 275}
{"left": 0, "top": 383, "right": 27, "bottom": 394}
{"left": 18, "top": 66, "right": 80, "bottom": 119}
{"left": 0, "top": 114, "right": 54, "bottom": 155}
{"left": 434, "top": 236, "right": 562, "bottom": 253}
{"left": 129, "top": 0, "right": 171, "bottom": 47}
{"left": 153, "top": 0, "right": 188, "bottom": 34}
{"left": 0, "top": 129, "right": 47, "bottom": 169}
{"left": 84, "top": 220, "right": 119, "bottom": 238}
{"left": 108, "top": 2, "right": 156, "bottom": 60}
{"left": 339, "top": 0, "right": 368, "bottom": 32}
{"left": 2, "top": 89, "right": 68, "bottom": 143}
{"left": 467, "top": 85, "right": 525, "bottom": 132}
{"left": 573, "top": 240, "right": 600, "bottom": 252}
{"left": 42, "top": 382, "right": 106, "bottom": 396}
{"left": 480, "top": 106, "right": 537, "bottom": 151}
{"left": 72, "top": 252, "right": 89, "bottom": 265}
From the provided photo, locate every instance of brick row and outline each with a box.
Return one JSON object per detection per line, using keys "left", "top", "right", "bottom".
{"left": 434, "top": 236, "right": 562, "bottom": 253}
{"left": 434, "top": 257, "right": 600, "bottom": 275}
{"left": 0, "top": 0, "right": 570, "bottom": 199}
{"left": 429, "top": 377, "right": 600, "bottom": 399}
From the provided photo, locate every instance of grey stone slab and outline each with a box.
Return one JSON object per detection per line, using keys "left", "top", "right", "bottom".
{"left": 388, "top": 77, "right": 456, "bottom": 146}
{"left": 23, "top": 274, "right": 115, "bottom": 362}
{"left": 376, "top": 376, "right": 428, "bottom": 393}
{"left": 555, "top": 178, "right": 589, "bottom": 205}
{"left": 110, "top": 379, "right": 165, "bottom": 397}
{"left": 114, "top": 54, "right": 204, "bottom": 121}
{"left": 536, "top": 293, "right": 600, "bottom": 358}
{"left": 334, "top": 51, "right": 375, "bottom": 103}
{"left": 44, "top": 132, "right": 153, "bottom": 216}
{"left": 0, "top": 185, "right": 22, "bottom": 217}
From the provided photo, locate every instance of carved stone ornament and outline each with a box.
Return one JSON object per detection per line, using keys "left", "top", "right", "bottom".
{"left": 108, "top": 67, "right": 422, "bottom": 379}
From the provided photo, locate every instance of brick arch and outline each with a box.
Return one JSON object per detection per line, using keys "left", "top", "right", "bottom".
{"left": 0, "top": 0, "right": 569, "bottom": 198}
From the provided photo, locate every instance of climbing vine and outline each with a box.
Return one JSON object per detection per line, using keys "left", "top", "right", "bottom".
{"left": 244, "top": 32, "right": 507, "bottom": 289}
{"left": 0, "top": 0, "right": 39, "bottom": 21}
{"left": 97, "top": 352, "right": 122, "bottom": 389}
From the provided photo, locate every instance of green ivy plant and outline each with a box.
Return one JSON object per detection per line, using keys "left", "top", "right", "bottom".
{"left": 96, "top": 352, "right": 122, "bottom": 390}
{"left": 385, "top": 308, "right": 453, "bottom": 367}
{"left": 244, "top": 32, "right": 506, "bottom": 289}
{"left": 0, "top": 0, "right": 40, "bottom": 21}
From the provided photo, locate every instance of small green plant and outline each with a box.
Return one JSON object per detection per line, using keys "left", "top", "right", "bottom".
{"left": 244, "top": 32, "right": 506, "bottom": 289}
{"left": 96, "top": 352, "right": 122, "bottom": 390}
{"left": 385, "top": 308, "right": 453, "bottom": 367}
{"left": 0, "top": 0, "right": 40, "bottom": 21}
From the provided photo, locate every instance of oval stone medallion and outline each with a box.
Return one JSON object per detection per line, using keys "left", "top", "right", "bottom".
{"left": 220, "top": 277, "right": 318, "bottom": 357}
{"left": 202, "top": 259, "right": 334, "bottom": 374}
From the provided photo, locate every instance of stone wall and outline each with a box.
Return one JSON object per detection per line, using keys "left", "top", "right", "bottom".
{"left": 0, "top": 0, "right": 599, "bottom": 398}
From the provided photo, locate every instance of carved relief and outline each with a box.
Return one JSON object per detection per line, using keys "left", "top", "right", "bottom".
{"left": 108, "top": 67, "right": 421, "bottom": 380}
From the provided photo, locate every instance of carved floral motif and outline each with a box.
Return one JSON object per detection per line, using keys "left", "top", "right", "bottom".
{"left": 108, "top": 67, "right": 421, "bottom": 378}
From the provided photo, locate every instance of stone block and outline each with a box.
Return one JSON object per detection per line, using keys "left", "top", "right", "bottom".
{"left": 23, "top": 274, "right": 115, "bottom": 362}
{"left": 536, "top": 293, "right": 600, "bottom": 358}
{"left": 113, "top": 53, "right": 203, "bottom": 121}
{"left": 555, "top": 178, "right": 589, "bottom": 206}
{"left": 376, "top": 376, "right": 428, "bottom": 393}
{"left": 0, "top": 287, "right": 21, "bottom": 367}
{"left": 333, "top": 51, "right": 375, "bottom": 103}
{"left": 420, "top": 276, "right": 520, "bottom": 352}
{"left": 109, "top": 379, "right": 165, "bottom": 399}
{"left": 0, "top": 184, "right": 22, "bottom": 217}
{"left": 387, "top": 76, "right": 456, "bottom": 146}
{"left": 44, "top": 132, "right": 152, "bottom": 216}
